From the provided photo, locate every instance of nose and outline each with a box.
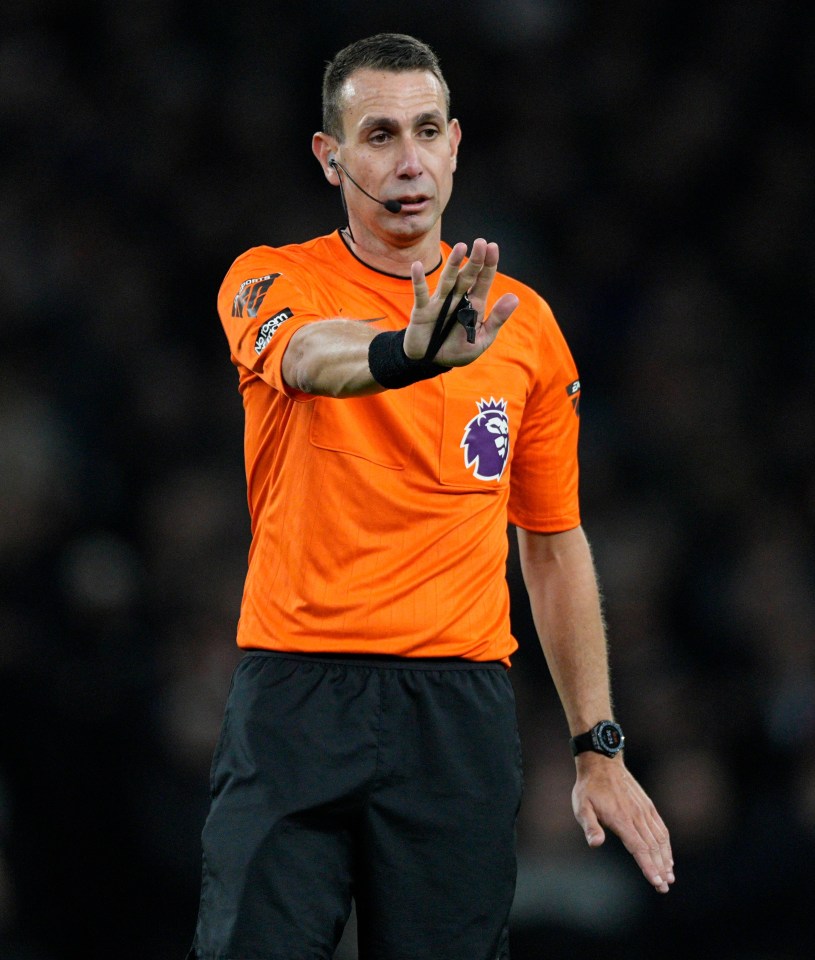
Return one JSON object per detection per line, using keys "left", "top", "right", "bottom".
{"left": 395, "top": 138, "right": 423, "bottom": 179}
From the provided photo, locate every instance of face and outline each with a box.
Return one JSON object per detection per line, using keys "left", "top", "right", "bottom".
{"left": 317, "top": 69, "right": 461, "bottom": 249}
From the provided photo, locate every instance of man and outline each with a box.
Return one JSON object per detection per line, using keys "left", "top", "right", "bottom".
{"left": 187, "top": 33, "right": 673, "bottom": 960}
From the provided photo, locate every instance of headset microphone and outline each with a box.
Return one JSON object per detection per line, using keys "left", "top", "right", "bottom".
{"left": 329, "top": 158, "right": 403, "bottom": 213}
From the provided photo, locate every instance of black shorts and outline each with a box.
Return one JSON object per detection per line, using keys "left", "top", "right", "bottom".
{"left": 187, "top": 650, "right": 523, "bottom": 960}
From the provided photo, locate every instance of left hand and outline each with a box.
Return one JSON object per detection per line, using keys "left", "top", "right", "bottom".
{"left": 572, "top": 753, "right": 675, "bottom": 893}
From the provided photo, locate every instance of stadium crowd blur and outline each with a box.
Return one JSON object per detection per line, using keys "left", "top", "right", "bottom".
{"left": 1, "top": 1, "right": 813, "bottom": 958}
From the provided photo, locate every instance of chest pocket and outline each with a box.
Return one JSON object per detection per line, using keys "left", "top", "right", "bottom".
{"left": 309, "top": 389, "right": 415, "bottom": 469}
{"left": 439, "top": 367, "right": 527, "bottom": 490}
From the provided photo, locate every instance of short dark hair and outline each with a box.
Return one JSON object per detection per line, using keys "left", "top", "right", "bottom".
{"left": 322, "top": 33, "right": 451, "bottom": 142}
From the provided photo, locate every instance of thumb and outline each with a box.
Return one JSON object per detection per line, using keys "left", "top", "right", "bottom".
{"left": 575, "top": 802, "right": 606, "bottom": 848}
{"left": 488, "top": 292, "right": 519, "bottom": 327}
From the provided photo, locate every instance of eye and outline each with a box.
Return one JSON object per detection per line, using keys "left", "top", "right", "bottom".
{"left": 368, "top": 131, "right": 391, "bottom": 145}
{"left": 418, "top": 126, "right": 440, "bottom": 139}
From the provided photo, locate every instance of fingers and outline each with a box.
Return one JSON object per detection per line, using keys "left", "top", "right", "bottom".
{"left": 467, "top": 241, "right": 500, "bottom": 303}
{"left": 433, "top": 238, "right": 498, "bottom": 307}
{"left": 412, "top": 242, "right": 465, "bottom": 310}
{"left": 617, "top": 805, "right": 674, "bottom": 894}
{"left": 410, "top": 261, "right": 430, "bottom": 310}
{"left": 434, "top": 241, "right": 469, "bottom": 302}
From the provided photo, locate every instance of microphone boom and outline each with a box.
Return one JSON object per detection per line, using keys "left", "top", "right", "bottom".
{"left": 329, "top": 158, "right": 402, "bottom": 214}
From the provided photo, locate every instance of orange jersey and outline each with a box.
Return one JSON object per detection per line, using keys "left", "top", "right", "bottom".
{"left": 218, "top": 231, "right": 581, "bottom": 663}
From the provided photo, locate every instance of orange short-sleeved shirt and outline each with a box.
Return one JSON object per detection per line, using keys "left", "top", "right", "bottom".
{"left": 218, "top": 231, "right": 581, "bottom": 663}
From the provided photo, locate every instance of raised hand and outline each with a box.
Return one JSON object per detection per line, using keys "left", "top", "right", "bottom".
{"left": 404, "top": 238, "right": 519, "bottom": 366}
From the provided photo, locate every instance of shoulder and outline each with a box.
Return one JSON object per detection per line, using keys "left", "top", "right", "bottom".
{"left": 483, "top": 269, "right": 577, "bottom": 388}
{"left": 492, "top": 270, "right": 554, "bottom": 319}
{"left": 490, "top": 269, "right": 566, "bottom": 352}
{"left": 223, "top": 233, "right": 336, "bottom": 285}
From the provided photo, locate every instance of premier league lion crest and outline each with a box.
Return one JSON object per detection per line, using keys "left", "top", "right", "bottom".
{"left": 461, "top": 398, "right": 510, "bottom": 481}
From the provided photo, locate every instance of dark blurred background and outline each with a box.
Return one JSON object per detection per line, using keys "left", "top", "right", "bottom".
{"left": 1, "top": 1, "right": 813, "bottom": 958}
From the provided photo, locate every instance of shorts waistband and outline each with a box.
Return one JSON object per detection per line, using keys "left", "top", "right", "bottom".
{"left": 241, "top": 649, "right": 505, "bottom": 672}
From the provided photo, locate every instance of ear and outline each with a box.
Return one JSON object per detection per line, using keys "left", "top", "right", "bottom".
{"left": 312, "top": 132, "right": 340, "bottom": 183}
{"left": 448, "top": 118, "right": 462, "bottom": 173}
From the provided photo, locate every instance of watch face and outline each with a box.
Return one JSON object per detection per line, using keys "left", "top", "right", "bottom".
{"left": 596, "top": 721, "right": 624, "bottom": 755}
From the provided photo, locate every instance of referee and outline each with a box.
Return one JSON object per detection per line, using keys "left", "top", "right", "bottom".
{"left": 186, "top": 32, "right": 674, "bottom": 960}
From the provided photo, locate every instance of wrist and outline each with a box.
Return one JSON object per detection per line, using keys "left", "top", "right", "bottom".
{"left": 368, "top": 329, "right": 450, "bottom": 390}
{"left": 569, "top": 719, "right": 625, "bottom": 759}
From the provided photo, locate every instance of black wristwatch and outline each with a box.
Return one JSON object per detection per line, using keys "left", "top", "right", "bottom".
{"left": 570, "top": 720, "right": 625, "bottom": 758}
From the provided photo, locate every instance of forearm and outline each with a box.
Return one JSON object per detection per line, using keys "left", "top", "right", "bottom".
{"left": 282, "top": 319, "right": 385, "bottom": 398}
{"left": 516, "top": 525, "right": 612, "bottom": 734}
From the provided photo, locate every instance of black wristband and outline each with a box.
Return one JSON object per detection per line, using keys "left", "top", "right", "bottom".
{"left": 368, "top": 329, "right": 451, "bottom": 390}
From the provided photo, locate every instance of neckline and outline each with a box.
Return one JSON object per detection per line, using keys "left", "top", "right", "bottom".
{"left": 334, "top": 229, "right": 445, "bottom": 284}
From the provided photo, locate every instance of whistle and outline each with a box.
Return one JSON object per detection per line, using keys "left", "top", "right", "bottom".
{"left": 456, "top": 294, "right": 478, "bottom": 344}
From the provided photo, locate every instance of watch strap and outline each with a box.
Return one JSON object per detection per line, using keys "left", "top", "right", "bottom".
{"left": 569, "top": 730, "right": 596, "bottom": 756}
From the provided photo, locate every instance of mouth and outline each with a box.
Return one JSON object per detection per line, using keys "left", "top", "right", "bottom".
{"left": 394, "top": 194, "right": 430, "bottom": 212}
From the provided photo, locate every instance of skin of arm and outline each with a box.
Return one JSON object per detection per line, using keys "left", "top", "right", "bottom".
{"left": 516, "top": 524, "right": 675, "bottom": 893}
{"left": 283, "top": 318, "right": 384, "bottom": 398}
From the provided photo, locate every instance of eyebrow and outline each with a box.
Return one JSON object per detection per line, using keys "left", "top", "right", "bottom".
{"left": 358, "top": 110, "right": 446, "bottom": 134}
{"left": 415, "top": 111, "right": 446, "bottom": 127}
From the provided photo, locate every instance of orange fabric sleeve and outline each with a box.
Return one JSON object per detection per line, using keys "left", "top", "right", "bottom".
{"left": 506, "top": 296, "right": 581, "bottom": 532}
{"left": 217, "top": 247, "right": 326, "bottom": 401}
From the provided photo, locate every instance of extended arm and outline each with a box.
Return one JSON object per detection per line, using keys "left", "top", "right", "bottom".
{"left": 516, "top": 524, "right": 675, "bottom": 893}
{"left": 282, "top": 239, "right": 518, "bottom": 397}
